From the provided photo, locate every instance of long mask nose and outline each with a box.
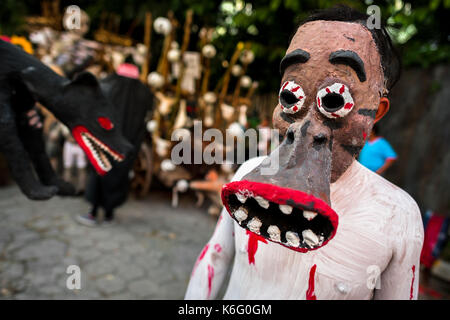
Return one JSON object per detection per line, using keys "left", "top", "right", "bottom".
{"left": 221, "top": 117, "right": 338, "bottom": 252}
{"left": 247, "top": 118, "right": 332, "bottom": 204}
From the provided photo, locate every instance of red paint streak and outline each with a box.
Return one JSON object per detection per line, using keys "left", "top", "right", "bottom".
{"left": 246, "top": 230, "right": 267, "bottom": 265}
{"left": 317, "top": 97, "right": 321, "bottom": 108}
{"left": 207, "top": 264, "right": 214, "bottom": 299}
{"left": 298, "top": 96, "right": 303, "bottom": 100}
{"left": 306, "top": 264, "right": 317, "bottom": 300}
{"left": 344, "top": 102, "right": 353, "bottom": 110}
{"left": 339, "top": 84, "right": 345, "bottom": 94}
{"left": 331, "top": 112, "right": 340, "bottom": 118}
{"left": 291, "top": 85, "right": 301, "bottom": 92}
{"left": 191, "top": 244, "right": 210, "bottom": 276}
{"left": 326, "top": 88, "right": 331, "bottom": 93}
{"left": 282, "top": 82, "right": 289, "bottom": 91}
{"left": 214, "top": 243, "right": 222, "bottom": 252}
{"left": 293, "top": 106, "right": 298, "bottom": 112}
{"left": 97, "top": 117, "right": 114, "bottom": 130}
{"left": 410, "top": 265, "right": 416, "bottom": 300}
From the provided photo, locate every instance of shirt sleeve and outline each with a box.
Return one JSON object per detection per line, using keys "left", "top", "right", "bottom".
{"left": 380, "top": 138, "right": 397, "bottom": 160}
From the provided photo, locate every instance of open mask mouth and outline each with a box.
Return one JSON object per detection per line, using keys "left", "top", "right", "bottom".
{"left": 222, "top": 180, "right": 338, "bottom": 252}
{"left": 72, "top": 126, "right": 124, "bottom": 175}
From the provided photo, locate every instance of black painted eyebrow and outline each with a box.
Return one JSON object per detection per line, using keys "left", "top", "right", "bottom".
{"left": 329, "top": 50, "right": 366, "bottom": 82}
{"left": 279, "top": 49, "right": 310, "bottom": 75}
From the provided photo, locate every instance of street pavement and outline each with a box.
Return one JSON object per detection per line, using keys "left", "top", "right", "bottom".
{"left": 0, "top": 184, "right": 448, "bottom": 300}
{"left": 0, "top": 185, "right": 217, "bottom": 299}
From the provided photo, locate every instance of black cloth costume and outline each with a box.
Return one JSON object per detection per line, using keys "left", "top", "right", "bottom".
{"left": 85, "top": 73, "right": 153, "bottom": 215}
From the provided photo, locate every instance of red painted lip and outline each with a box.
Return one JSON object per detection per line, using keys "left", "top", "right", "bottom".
{"left": 221, "top": 180, "right": 339, "bottom": 253}
{"left": 71, "top": 125, "right": 124, "bottom": 176}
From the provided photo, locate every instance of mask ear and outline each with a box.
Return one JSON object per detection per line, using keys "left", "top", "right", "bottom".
{"left": 374, "top": 97, "right": 390, "bottom": 124}
{"left": 70, "top": 71, "right": 99, "bottom": 87}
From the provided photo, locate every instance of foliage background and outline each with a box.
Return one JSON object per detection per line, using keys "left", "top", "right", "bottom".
{"left": 1, "top": 0, "right": 449, "bottom": 94}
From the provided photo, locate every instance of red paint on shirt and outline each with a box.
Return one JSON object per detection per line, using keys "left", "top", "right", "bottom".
{"left": 214, "top": 243, "right": 222, "bottom": 253}
{"left": 191, "top": 244, "right": 210, "bottom": 276}
{"left": 207, "top": 264, "right": 214, "bottom": 299}
{"left": 339, "top": 84, "right": 345, "bottom": 94}
{"left": 246, "top": 230, "right": 267, "bottom": 265}
{"left": 410, "top": 265, "right": 416, "bottom": 300}
{"left": 306, "top": 264, "right": 317, "bottom": 300}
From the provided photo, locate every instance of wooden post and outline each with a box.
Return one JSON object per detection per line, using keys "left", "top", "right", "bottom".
{"left": 140, "top": 12, "right": 153, "bottom": 84}
{"left": 215, "top": 42, "right": 244, "bottom": 127}
{"left": 175, "top": 9, "right": 193, "bottom": 100}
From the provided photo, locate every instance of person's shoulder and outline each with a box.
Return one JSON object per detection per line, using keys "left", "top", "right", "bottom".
{"left": 231, "top": 156, "right": 267, "bottom": 182}
{"left": 357, "top": 162, "right": 422, "bottom": 225}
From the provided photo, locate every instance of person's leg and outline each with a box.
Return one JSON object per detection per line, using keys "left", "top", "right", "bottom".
{"left": 104, "top": 208, "right": 114, "bottom": 221}
{"left": 75, "top": 204, "right": 99, "bottom": 227}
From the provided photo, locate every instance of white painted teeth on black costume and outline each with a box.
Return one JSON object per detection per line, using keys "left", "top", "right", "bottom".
{"left": 81, "top": 132, "right": 124, "bottom": 172}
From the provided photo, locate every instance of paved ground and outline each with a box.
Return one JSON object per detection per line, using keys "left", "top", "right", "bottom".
{"left": 0, "top": 185, "right": 217, "bottom": 299}
{"left": 0, "top": 184, "right": 449, "bottom": 300}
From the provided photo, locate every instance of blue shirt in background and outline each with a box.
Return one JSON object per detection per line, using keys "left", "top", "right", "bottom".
{"left": 358, "top": 137, "right": 397, "bottom": 172}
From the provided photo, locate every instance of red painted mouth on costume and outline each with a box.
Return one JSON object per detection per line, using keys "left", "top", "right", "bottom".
{"left": 72, "top": 126, "right": 124, "bottom": 176}
{"left": 221, "top": 180, "right": 338, "bottom": 252}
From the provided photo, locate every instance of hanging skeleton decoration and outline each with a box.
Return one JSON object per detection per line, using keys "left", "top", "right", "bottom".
{"left": 185, "top": 6, "right": 423, "bottom": 300}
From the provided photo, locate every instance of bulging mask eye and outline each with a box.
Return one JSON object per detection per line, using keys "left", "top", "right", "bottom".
{"left": 316, "top": 83, "right": 354, "bottom": 118}
{"left": 278, "top": 81, "right": 305, "bottom": 114}
{"left": 97, "top": 117, "right": 114, "bottom": 130}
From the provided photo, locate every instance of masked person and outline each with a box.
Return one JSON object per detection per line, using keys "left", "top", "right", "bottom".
{"left": 76, "top": 59, "right": 153, "bottom": 226}
{"left": 185, "top": 6, "right": 424, "bottom": 300}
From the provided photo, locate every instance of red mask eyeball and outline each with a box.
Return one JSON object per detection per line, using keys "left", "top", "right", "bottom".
{"left": 317, "top": 83, "right": 354, "bottom": 118}
{"left": 97, "top": 117, "right": 114, "bottom": 130}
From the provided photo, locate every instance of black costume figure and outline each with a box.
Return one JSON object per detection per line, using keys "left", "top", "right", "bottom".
{"left": 0, "top": 40, "right": 132, "bottom": 200}
{"left": 78, "top": 73, "right": 153, "bottom": 225}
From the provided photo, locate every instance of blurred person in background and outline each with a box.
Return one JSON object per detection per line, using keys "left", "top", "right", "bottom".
{"left": 358, "top": 124, "right": 397, "bottom": 175}
{"left": 76, "top": 56, "right": 153, "bottom": 227}
{"left": 61, "top": 124, "right": 87, "bottom": 195}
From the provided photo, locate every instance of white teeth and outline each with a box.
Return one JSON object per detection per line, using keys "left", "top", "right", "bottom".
{"left": 319, "top": 235, "right": 325, "bottom": 246}
{"left": 279, "top": 204, "right": 293, "bottom": 215}
{"left": 285, "top": 231, "right": 300, "bottom": 247}
{"left": 303, "top": 210, "right": 317, "bottom": 221}
{"left": 234, "top": 207, "right": 248, "bottom": 223}
{"left": 302, "top": 229, "right": 319, "bottom": 247}
{"left": 236, "top": 193, "right": 247, "bottom": 204}
{"left": 267, "top": 225, "right": 281, "bottom": 242}
{"left": 254, "top": 196, "right": 269, "bottom": 209}
{"left": 247, "top": 217, "right": 262, "bottom": 234}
